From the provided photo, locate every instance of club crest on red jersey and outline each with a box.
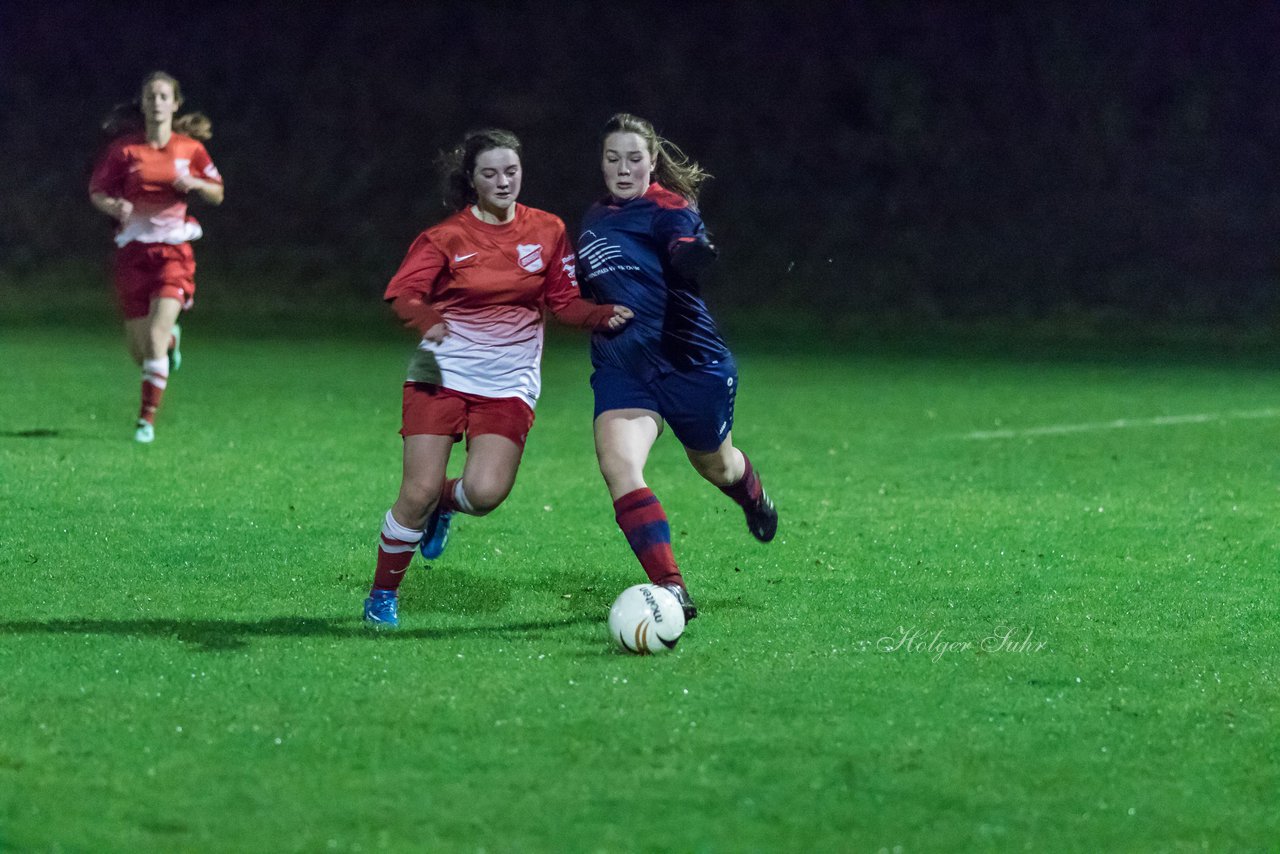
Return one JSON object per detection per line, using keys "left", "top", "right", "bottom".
{"left": 517, "top": 244, "right": 544, "bottom": 273}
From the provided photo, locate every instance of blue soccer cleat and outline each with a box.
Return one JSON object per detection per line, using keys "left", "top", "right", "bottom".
{"left": 419, "top": 507, "right": 453, "bottom": 560}
{"left": 362, "top": 589, "right": 399, "bottom": 629}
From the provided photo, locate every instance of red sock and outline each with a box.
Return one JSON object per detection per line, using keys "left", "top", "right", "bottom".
{"left": 139, "top": 358, "right": 168, "bottom": 424}
{"left": 437, "top": 477, "right": 461, "bottom": 514}
{"left": 720, "top": 452, "right": 764, "bottom": 508}
{"left": 613, "top": 488, "right": 684, "bottom": 588}
{"left": 371, "top": 510, "right": 422, "bottom": 592}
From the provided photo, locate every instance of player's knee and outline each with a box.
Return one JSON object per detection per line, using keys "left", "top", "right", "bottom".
{"left": 125, "top": 334, "right": 145, "bottom": 363}
{"left": 398, "top": 480, "right": 443, "bottom": 522}
{"left": 689, "top": 450, "right": 733, "bottom": 485}
{"left": 461, "top": 478, "right": 509, "bottom": 515}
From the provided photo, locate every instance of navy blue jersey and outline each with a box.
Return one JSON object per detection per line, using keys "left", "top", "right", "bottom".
{"left": 577, "top": 183, "right": 731, "bottom": 377}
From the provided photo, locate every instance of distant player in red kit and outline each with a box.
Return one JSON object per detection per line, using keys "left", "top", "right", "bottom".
{"left": 89, "top": 71, "right": 224, "bottom": 443}
{"left": 363, "top": 128, "right": 632, "bottom": 629}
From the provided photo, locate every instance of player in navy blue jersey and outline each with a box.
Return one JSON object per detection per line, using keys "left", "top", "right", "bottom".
{"left": 576, "top": 113, "right": 778, "bottom": 621}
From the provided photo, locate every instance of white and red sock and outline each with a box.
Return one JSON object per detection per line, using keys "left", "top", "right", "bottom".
{"left": 371, "top": 509, "right": 423, "bottom": 592}
{"left": 438, "top": 477, "right": 481, "bottom": 516}
{"left": 138, "top": 358, "right": 169, "bottom": 424}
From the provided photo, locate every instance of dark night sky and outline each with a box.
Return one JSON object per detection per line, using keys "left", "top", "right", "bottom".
{"left": 3, "top": 1, "right": 1279, "bottom": 322}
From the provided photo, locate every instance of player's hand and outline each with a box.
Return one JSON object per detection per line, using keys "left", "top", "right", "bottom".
{"left": 175, "top": 174, "right": 215, "bottom": 194}
{"left": 172, "top": 174, "right": 224, "bottom": 206}
{"left": 423, "top": 321, "right": 449, "bottom": 344}
{"left": 606, "top": 305, "right": 634, "bottom": 331}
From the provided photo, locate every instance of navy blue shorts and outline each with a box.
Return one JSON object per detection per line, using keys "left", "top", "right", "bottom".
{"left": 591, "top": 358, "right": 738, "bottom": 452}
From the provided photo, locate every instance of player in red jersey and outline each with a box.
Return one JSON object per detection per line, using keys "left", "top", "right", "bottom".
{"left": 363, "top": 128, "right": 632, "bottom": 629}
{"left": 89, "top": 71, "right": 224, "bottom": 443}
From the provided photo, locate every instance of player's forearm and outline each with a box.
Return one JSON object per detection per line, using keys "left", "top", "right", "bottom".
{"left": 191, "top": 181, "right": 224, "bottom": 205}
{"left": 390, "top": 294, "right": 445, "bottom": 335}
{"left": 551, "top": 298, "right": 617, "bottom": 331}
{"left": 90, "top": 192, "right": 126, "bottom": 219}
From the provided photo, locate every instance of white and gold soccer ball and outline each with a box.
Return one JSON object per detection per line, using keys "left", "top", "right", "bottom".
{"left": 608, "top": 584, "right": 686, "bottom": 655}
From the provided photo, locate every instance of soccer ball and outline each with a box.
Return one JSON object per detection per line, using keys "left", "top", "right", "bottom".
{"left": 608, "top": 584, "right": 686, "bottom": 655}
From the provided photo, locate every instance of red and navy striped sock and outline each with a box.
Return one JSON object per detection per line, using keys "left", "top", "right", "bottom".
{"left": 613, "top": 487, "right": 684, "bottom": 588}
{"left": 719, "top": 452, "right": 764, "bottom": 508}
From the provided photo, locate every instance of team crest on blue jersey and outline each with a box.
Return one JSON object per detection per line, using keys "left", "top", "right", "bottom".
{"left": 517, "top": 244, "right": 543, "bottom": 272}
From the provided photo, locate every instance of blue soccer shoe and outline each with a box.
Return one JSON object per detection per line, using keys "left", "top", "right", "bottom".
{"left": 419, "top": 507, "right": 453, "bottom": 560}
{"left": 362, "top": 589, "right": 399, "bottom": 629}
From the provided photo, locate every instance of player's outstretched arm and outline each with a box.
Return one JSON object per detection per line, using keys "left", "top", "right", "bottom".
{"left": 551, "top": 299, "right": 631, "bottom": 331}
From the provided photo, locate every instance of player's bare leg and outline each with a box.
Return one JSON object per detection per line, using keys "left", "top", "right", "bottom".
{"left": 366, "top": 434, "right": 454, "bottom": 628}
{"left": 392, "top": 434, "right": 454, "bottom": 528}
{"left": 447, "top": 433, "right": 524, "bottom": 515}
{"left": 594, "top": 408, "right": 661, "bottom": 500}
{"left": 686, "top": 433, "right": 777, "bottom": 543}
{"left": 424, "top": 432, "right": 524, "bottom": 559}
{"left": 595, "top": 409, "right": 695, "bottom": 619}
{"left": 124, "top": 296, "right": 182, "bottom": 442}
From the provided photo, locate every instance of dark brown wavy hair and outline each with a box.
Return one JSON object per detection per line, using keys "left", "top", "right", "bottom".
{"left": 436, "top": 128, "right": 523, "bottom": 210}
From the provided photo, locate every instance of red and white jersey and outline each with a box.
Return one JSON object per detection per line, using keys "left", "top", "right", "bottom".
{"left": 385, "top": 204, "right": 583, "bottom": 408}
{"left": 89, "top": 132, "right": 223, "bottom": 248}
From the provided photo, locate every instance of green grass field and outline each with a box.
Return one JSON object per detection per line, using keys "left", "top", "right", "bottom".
{"left": 1, "top": 322, "right": 1278, "bottom": 852}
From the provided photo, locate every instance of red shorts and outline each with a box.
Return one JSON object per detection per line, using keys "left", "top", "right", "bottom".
{"left": 113, "top": 242, "right": 197, "bottom": 320}
{"left": 401, "top": 382, "right": 535, "bottom": 449}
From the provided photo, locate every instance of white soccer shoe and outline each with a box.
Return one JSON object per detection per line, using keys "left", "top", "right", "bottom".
{"left": 134, "top": 420, "right": 155, "bottom": 443}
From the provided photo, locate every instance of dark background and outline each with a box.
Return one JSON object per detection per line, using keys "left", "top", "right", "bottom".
{"left": 2, "top": 1, "right": 1278, "bottom": 329}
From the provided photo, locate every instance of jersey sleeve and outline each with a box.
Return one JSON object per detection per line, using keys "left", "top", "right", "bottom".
{"left": 190, "top": 142, "right": 223, "bottom": 185}
{"left": 652, "top": 205, "right": 717, "bottom": 284}
{"left": 543, "top": 225, "right": 616, "bottom": 329}
{"left": 88, "top": 143, "right": 127, "bottom": 197}
{"left": 540, "top": 227, "right": 583, "bottom": 313}
{"left": 384, "top": 231, "right": 448, "bottom": 301}
{"left": 651, "top": 205, "right": 705, "bottom": 250}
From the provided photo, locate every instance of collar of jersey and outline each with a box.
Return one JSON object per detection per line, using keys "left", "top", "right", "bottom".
{"left": 462, "top": 203, "right": 525, "bottom": 233}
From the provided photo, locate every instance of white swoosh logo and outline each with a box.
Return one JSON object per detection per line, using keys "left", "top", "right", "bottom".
{"left": 453, "top": 252, "right": 477, "bottom": 263}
